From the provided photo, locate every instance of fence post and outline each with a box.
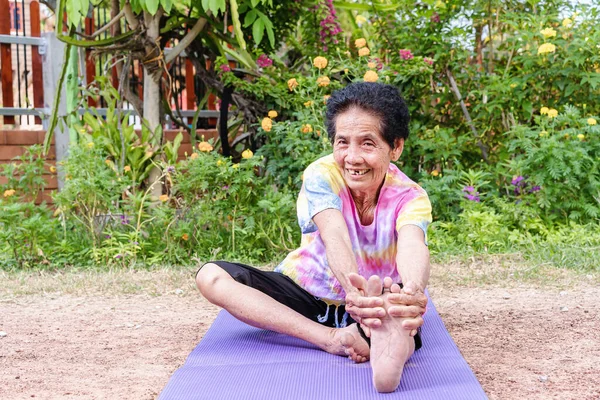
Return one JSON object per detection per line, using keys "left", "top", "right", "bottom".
{"left": 0, "top": 0, "right": 15, "bottom": 125}
{"left": 42, "top": 32, "right": 69, "bottom": 190}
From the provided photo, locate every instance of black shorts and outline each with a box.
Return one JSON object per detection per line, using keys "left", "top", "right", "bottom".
{"left": 198, "top": 261, "right": 422, "bottom": 349}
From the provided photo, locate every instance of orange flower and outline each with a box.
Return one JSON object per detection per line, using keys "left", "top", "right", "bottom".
{"left": 268, "top": 110, "right": 278, "bottom": 118}
{"left": 367, "top": 62, "right": 376, "bottom": 69}
{"left": 363, "top": 70, "right": 379, "bottom": 82}
{"left": 261, "top": 117, "right": 273, "bottom": 132}
{"left": 124, "top": 165, "right": 131, "bottom": 172}
{"left": 313, "top": 56, "right": 328, "bottom": 69}
{"left": 190, "top": 153, "right": 199, "bottom": 160}
{"left": 358, "top": 47, "right": 370, "bottom": 57}
{"left": 287, "top": 78, "right": 299, "bottom": 91}
{"left": 198, "top": 142, "right": 213, "bottom": 152}
{"left": 355, "top": 38, "right": 367, "bottom": 48}
{"left": 3, "top": 189, "right": 16, "bottom": 197}
{"left": 317, "top": 76, "right": 330, "bottom": 87}
{"left": 181, "top": 233, "right": 189, "bottom": 241}
{"left": 49, "top": 166, "right": 57, "bottom": 173}
{"left": 301, "top": 124, "right": 313, "bottom": 133}
{"left": 159, "top": 194, "right": 169, "bottom": 202}
{"left": 323, "top": 95, "right": 331, "bottom": 104}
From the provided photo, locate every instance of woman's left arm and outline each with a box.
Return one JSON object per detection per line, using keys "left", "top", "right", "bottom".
{"left": 386, "top": 224, "right": 430, "bottom": 333}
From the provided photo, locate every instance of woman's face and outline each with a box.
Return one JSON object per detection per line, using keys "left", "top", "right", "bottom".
{"left": 332, "top": 107, "right": 404, "bottom": 196}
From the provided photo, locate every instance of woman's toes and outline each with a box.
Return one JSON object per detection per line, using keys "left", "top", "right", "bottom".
{"left": 390, "top": 283, "right": 402, "bottom": 293}
{"left": 367, "top": 275, "right": 383, "bottom": 297}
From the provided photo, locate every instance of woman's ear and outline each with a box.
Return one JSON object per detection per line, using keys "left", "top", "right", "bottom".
{"left": 391, "top": 138, "right": 405, "bottom": 161}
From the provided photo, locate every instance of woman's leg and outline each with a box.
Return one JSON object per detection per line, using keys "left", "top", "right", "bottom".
{"left": 367, "top": 276, "right": 415, "bottom": 393}
{"left": 196, "top": 262, "right": 369, "bottom": 360}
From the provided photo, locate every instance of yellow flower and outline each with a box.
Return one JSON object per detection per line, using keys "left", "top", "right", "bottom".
{"left": 313, "top": 56, "right": 328, "bottom": 69}
{"left": 587, "top": 118, "right": 597, "bottom": 126}
{"left": 363, "top": 70, "right": 379, "bottom": 82}
{"left": 145, "top": 151, "right": 154, "bottom": 158}
{"left": 540, "top": 107, "right": 549, "bottom": 115}
{"left": 323, "top": 95, "right": 331, "bottom": 104}
{"left": 355, "top": 15, "right": 367, "bottom": 25}
{"left": 564, "top": 133, "right": 570, "bottom": 139}
{"left": 539, "top": 130, "right": 548, "bottom": 137}
{"left": 540, "top": 28, "right": 557, "bottom": 38}
{"left": 105, "top": 159, "right": 112, "bottom": 166}
{"left": 232, "top": 163, "right": 240, "bottom": 169}
{"left": 317, "top": 76, "right": 330, "bottom": 87}
{"left": 190, "top": 153, "right": 199, "bottom": 160}
{"left": 301, "top": 124, "right": 313, "bottom": 133}
{"left": 181, "top": 233, "right": 189, "bottom": 241}
{"left": 216, "top": 159, "right": 224, "bottom": 166}
{"left": 431, "top": 170, "right": 439, "bottom": 177}
{"left": 87, "top": 142, "right": 94, "bottom": 149}
{"left": 355, "top": 38, "right": 367, "bottom": 48}
{"left": 50, "top": 166, "right": 57, "bottom": 173}
{"left": 159, "top": 194, "right": 169, "bottom": 202}
{"left": 547, "top": 108, "right": 558, "bottom": 118}
{"left": 304, "top": 100, "right": 313, "bottom": 107}
{"left": 510, "top": 83, "right": 517, "bottom": 88}
{"left": 537, "top": 43, "right": 556, "bottom": 55}
{"left": 358, "top": 47, "right": 370, "bottom": 57}
{"left": 562, "top": 18, "right": 572, "bottom": 28}
{"left": 577, "top": 134, "right": 585, "bottom": 141}
{"left": 367, "top": 62, "right": 376, "bottom": 69}
{"left": 287, "top": 78, "right": 299, "bottom": 91}
{"left": 268, "top": 110, "right": 278, "bottom": 119}
{"left": 261, "top": 117, "right": 273, "bottom": 132}
{"left": 198, "top": 141, "right": 214, "bottom": 152}
{"left": 124, "top": 165, "right": 131, "bottom": 172}
{"left": 3, "top": 189, "right": 16, "bottom": 197}
{"left": 242, "top": 149, "right": 253, "bottom": 159}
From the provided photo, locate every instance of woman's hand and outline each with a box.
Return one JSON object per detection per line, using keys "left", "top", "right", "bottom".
{"left": 345, "top": 274, "right": 427, "bottom": 337}
{"left": 345, "top": 273, "right": 385, "bottom": 336}
{"left": 386, "top": 280, "right": 427, "bottom": 336}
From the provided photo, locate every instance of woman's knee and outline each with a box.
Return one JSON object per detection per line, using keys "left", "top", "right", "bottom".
{"left": 195, "top": 262, "right": 232, "bottom": 296}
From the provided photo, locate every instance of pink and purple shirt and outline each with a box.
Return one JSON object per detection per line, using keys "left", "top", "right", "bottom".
{"left": 275, "top": 154, "right": 432, "bottom": 303}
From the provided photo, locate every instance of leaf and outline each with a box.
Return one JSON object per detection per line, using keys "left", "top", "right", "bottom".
{"left": 244, "top": 9, "right": 257, "bottom": 28}
{"left": 252, "top": 19, "right": 265, "bottom": 45}
{"left": 144, "top": 0, "right": 160, "bottom": 15}
{"left": 160, "top": 0, "right": 172, "bottom": 14}
{"left": 65, "top": 0, "right": 81, "bottom": 28}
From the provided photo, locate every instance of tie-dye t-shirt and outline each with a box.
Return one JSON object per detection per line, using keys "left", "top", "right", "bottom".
{"left": 274, "top": 154, "right": 432, "bottom": 303}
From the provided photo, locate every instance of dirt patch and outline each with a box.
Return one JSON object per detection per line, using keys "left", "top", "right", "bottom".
{"left": 0, "top": 264, "right": 599, "bottom": 399}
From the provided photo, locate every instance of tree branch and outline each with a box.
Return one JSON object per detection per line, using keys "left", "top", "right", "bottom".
{"left": 164, "top": 16, "right": 209, "bottom": 64}
{"left": 88, "top": 8, "right": 126, "bottom": 39}
{"left": 445, "top": 68, "right": 488, "bottom": 161}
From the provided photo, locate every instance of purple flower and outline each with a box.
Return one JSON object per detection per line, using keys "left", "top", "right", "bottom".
{"left": 430, "top": 13, "right": 440, "bottom": 23}
{"left": 167, "top": 166, "right": 176, "bottom": 174}
{"left": 120, "top": 214, "right": 130, "bottom": 225}
{"left": 463, "top": 186, "right": 475, "bottom": 193}
{"left": 256, "top": 54, "right": 273, "bottom": 68}
{"left": 222, "top": 185, "right": 230, "bottom": 191}
{"left": 530, "top": 185, "right": 541, "bottom": 193}
{"left": 220, "top": 64, "right": 231, "bottom": 73}
{"left": 105, "top": 235, "right": 111, "bottom": 239}
{"left": 466, "top": 194, "right": 481, "bottom": 202}
{"left": 399, "top": 49, "right": 414, "bottom": 60}
{"left": 511, "top": 176, "right": 525, "bottom": 186}
{"left": 115, "top": 254, "right": 122, "bottom": 259}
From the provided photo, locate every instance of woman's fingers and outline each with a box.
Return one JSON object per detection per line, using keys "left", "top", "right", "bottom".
{"left": 401, "top": 315, "right": 424, "bottom": 330}
{"left": 387, "top": 305, "right": 423, "bottom": 318}
{"left": 386, "top": 292, "right": 428, "bottom": 308}
{"left": 346, "top": 304, "right": 386, "bottom": 319}
{"left": 348, "top": 273, "right": 368, "bottom": 292}
{"left": 360, "top": 317, "right": 382, "bottom": 329}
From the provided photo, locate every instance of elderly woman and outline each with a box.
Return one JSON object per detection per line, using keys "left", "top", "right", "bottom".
{"left": 196, "top": 82, "right": 432, "bottom": 393}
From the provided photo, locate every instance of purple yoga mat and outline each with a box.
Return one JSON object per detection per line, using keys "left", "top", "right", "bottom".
{"left": 159, "top": 298, "right": 487, "bottom": 400}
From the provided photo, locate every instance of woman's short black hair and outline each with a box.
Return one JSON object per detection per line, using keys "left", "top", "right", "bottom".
{"left": 325, "top": 82, "right": 410, "bottom": 148}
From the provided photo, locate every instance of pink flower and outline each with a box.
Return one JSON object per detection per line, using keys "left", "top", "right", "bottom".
{"left": 431, "top": 13, "right": 440, "bottom": 23}
{"left": 399, "top": 49, "right": 414, "bottom": 60}
{"left": 256, "top": 54, "right": 273, "bottom": 68}
{"left": 220, "top": 64, "right": 231, "bottom": 72}
{"left": 424, "top": 57, "right": 434, "bottom": 66}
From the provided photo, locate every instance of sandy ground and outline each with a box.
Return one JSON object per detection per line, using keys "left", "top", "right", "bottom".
{"left": 0, "top": 261, "right": 599, "bottom": 400}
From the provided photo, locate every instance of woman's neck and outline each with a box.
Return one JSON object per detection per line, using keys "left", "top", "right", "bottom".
{"left": 351, "top": 186, "right": 382, "bottom": 225}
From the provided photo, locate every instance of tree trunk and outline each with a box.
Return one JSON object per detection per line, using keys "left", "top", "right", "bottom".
{"left": 143, "top": 12, "right": 163, "bottom": 198}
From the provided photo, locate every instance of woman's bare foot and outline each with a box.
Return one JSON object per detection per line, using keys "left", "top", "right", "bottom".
{"left": 322, "top": 324, "right": 370, "bottom": 363}
{"left": 368, "top": 276, "right": 415, "bottom": 393}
